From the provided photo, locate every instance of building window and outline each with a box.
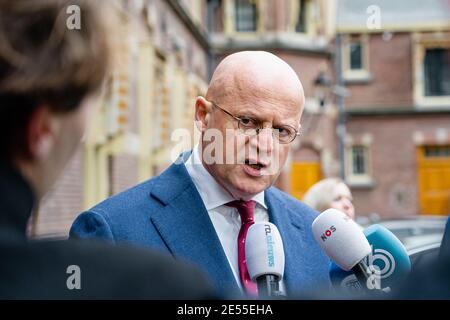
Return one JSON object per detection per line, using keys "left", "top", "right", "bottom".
{"left": 349, "top": 40, "right": 363, "bottom": 70}
{"left": 424, "top": 146, "right": 450, "bottom": 158}
{"left": 295, "top": 0, "right": 307, "bottom": 33}
{"left": 351, "top": 145, "right": 368, "bottom": 175}
{"left": 291, "top": 0, "right": 317, "bottom": 36}
{"left": 343, "top": 35, "right": 370, "bottom": 82}
{"left": 235, "top": 0, "right": 257, "bottom": 32}
{"left": 152, "top": 55, "right": 167, "bottom": 151}
{"left": 413, "top": 33, "right": 450, "bottom": 108}
{"left": 424, "top": 48, "right": 450, "bottom": 97}
{"left": 346, "top": 144, "right": 372, "bottom": 186}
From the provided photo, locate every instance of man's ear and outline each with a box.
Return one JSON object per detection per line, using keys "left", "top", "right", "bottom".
{"left": 194, "top": 96, "right": 212, "bottom": 133}
{"left": 27, "top": 105, "right": 56, "bottom": 161}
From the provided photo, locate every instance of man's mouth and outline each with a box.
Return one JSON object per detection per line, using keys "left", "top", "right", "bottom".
{"left": 244, "top": 159, "right": 264, "bottom": 170}
{"left": 243, "top": 159, "right": 272, "bottom": 177}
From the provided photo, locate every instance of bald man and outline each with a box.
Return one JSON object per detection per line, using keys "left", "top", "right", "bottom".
{"left": 70, "top": 51, "right": 331, "bottom": 298}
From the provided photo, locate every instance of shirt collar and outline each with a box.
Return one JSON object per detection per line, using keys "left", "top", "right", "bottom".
{"left": 185, "top": 144, "right": 267, "bottom": 211}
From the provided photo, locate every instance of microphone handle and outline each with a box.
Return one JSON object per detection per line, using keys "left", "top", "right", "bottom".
{"left": 256, "top": 275, "right": 282, "bottom": 299}
{"left": 352, "top": 258, "right": 381, "bottom": 292}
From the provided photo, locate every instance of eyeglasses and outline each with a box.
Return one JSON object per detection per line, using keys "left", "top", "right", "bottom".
{"left": 210, "top": 101, "right": 301, "bottom": 144}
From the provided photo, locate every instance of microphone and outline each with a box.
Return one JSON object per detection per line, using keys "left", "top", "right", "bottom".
{"left": 330, "top": 224, "right": 411, "bottom": 293}
{"left": 245, "top": 222, "right": 285, "bottom": 299}
{"left": 312, "top": 209, "right": 378, "bottom": 291}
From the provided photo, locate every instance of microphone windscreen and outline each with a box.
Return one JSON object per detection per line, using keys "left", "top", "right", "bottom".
{"left": 329, "top": 224, "right": 412, "bottom": 292}
{"left": 312, "top": 208, "right": 371, "bottom": 271}
{"left": 245, "top": 222, "right": 285, "bottom": 281}
{"left": 364, "top": 224, "right": 411, "bottom": 288}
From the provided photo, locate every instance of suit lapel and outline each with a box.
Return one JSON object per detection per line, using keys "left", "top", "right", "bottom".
{"left": 265, "top": 188, "right": 309, "bottom": 294}
{"left": 149, "top": 155, "right": 239, "bottom": 294}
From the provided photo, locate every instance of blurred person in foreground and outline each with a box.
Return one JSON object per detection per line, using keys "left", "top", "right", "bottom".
{"left": 70, "top": 51, "right": 331, "bottom": 298}
{"left": 391, "top": 216, "right": 450, "bottom": 299}
{"left": 0, "top": 0, "right": 216, "bottom": 299}
{"left": 303, "top": 178, "right": 355, "bottom": 220}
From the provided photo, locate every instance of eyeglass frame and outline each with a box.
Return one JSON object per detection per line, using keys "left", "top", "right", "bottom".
{"left": 209, "top": 100, "right": 301, "bottom": 144}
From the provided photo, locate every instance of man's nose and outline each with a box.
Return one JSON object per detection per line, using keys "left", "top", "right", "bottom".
{"left": 252, "top": 127, "right": 274, "bottom": 154}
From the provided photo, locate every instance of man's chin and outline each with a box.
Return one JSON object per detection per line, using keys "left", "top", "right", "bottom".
{"left": 230, "top": 178, "right": 270, "bottom": 199}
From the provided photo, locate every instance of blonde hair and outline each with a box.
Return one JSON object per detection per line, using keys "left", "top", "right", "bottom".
{"left": 303, "top": 178, "right": 345, "bottom": 212}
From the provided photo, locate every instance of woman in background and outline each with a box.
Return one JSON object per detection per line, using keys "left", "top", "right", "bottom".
{"left": 303, "top": 178, "right": 355, "bottom": 220}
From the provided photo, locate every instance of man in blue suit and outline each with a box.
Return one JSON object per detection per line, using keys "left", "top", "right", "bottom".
{"left": 70, "top": 51, "right": 331, "bottom": 298}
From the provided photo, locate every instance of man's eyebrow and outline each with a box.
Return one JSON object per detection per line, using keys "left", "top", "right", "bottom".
{"left": 235, "top": 109, "right": 260, "bottom": 119}
{"left": 235, "top": 108, "right": 299, "bottom": 128}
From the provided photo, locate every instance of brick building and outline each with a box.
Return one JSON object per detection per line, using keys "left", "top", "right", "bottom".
{"left": 337, "top": 0, "right": 450, "bottom": 217}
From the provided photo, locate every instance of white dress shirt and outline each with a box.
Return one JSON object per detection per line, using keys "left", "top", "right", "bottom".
{"left": 185, "top": 144, "right": 285, "bottom": 294}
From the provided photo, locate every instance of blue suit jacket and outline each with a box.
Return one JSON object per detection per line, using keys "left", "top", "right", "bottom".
{"left": 70, "top": 153, "right": 331, "bottom": 297}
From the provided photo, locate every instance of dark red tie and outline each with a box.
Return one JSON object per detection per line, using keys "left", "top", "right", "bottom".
{"left": 226, "top": 200, "right": 258, "bottom": 297}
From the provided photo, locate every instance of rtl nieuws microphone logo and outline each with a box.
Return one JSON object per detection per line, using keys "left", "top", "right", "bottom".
{"left": 264, "top": 224, "right": 275, "bottom": 267}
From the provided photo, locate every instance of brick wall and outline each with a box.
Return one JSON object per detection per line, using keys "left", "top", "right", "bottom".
{"left": 277, "top": 51, "right": 332, "bottom": 100}
{"left": 345, "top": 33, "right": 413, "bottom": 109}
{"left": 111, "top": 154, "right": 139, "bottom": 196}
{"left": 32, "top": 147, "right": 84, "bottom": 239}
{"left": 347, "top": 114, "right": 450, "bottom": 218}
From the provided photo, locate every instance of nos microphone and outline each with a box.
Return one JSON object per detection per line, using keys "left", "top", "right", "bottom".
{"left": 245, "top": 222, "right": 285, "bottom": 299}
{"left": 312, "top": 209, "right": 378, "bottom": 291}
{"left": 330, "top": 224, "right": 411, "bottom": 293}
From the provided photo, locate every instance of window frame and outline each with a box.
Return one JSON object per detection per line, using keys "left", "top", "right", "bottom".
{"left": 413, "top": 33, "right": 450, "bottom": 109}
{"left": 342, "top": 34, "right": 371, "bottom": 82}
{"left": 287, "top": 0, "right": 318, "bottom": 37}
{"left": 346, "top": 143, "right": 373, "bottom": 186}
{"left": 224, "top": 0, "right": 264, "bottom": 35}
{"left": 234, "top": 0, "right": 258, "bottom": 32}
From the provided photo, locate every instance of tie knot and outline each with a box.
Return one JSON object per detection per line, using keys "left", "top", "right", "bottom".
{"left": 226, "top": 200, "right": 256, "bottom": 223}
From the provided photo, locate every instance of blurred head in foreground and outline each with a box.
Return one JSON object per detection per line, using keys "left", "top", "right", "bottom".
{"left": 0, "top": 0, "right": 116, "bottom": 200}
{"left": 0, "top": 1, "right": 219, "bottom": 300}
{"left": 303, "top": 178, "right": 355, "bottom": 219}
